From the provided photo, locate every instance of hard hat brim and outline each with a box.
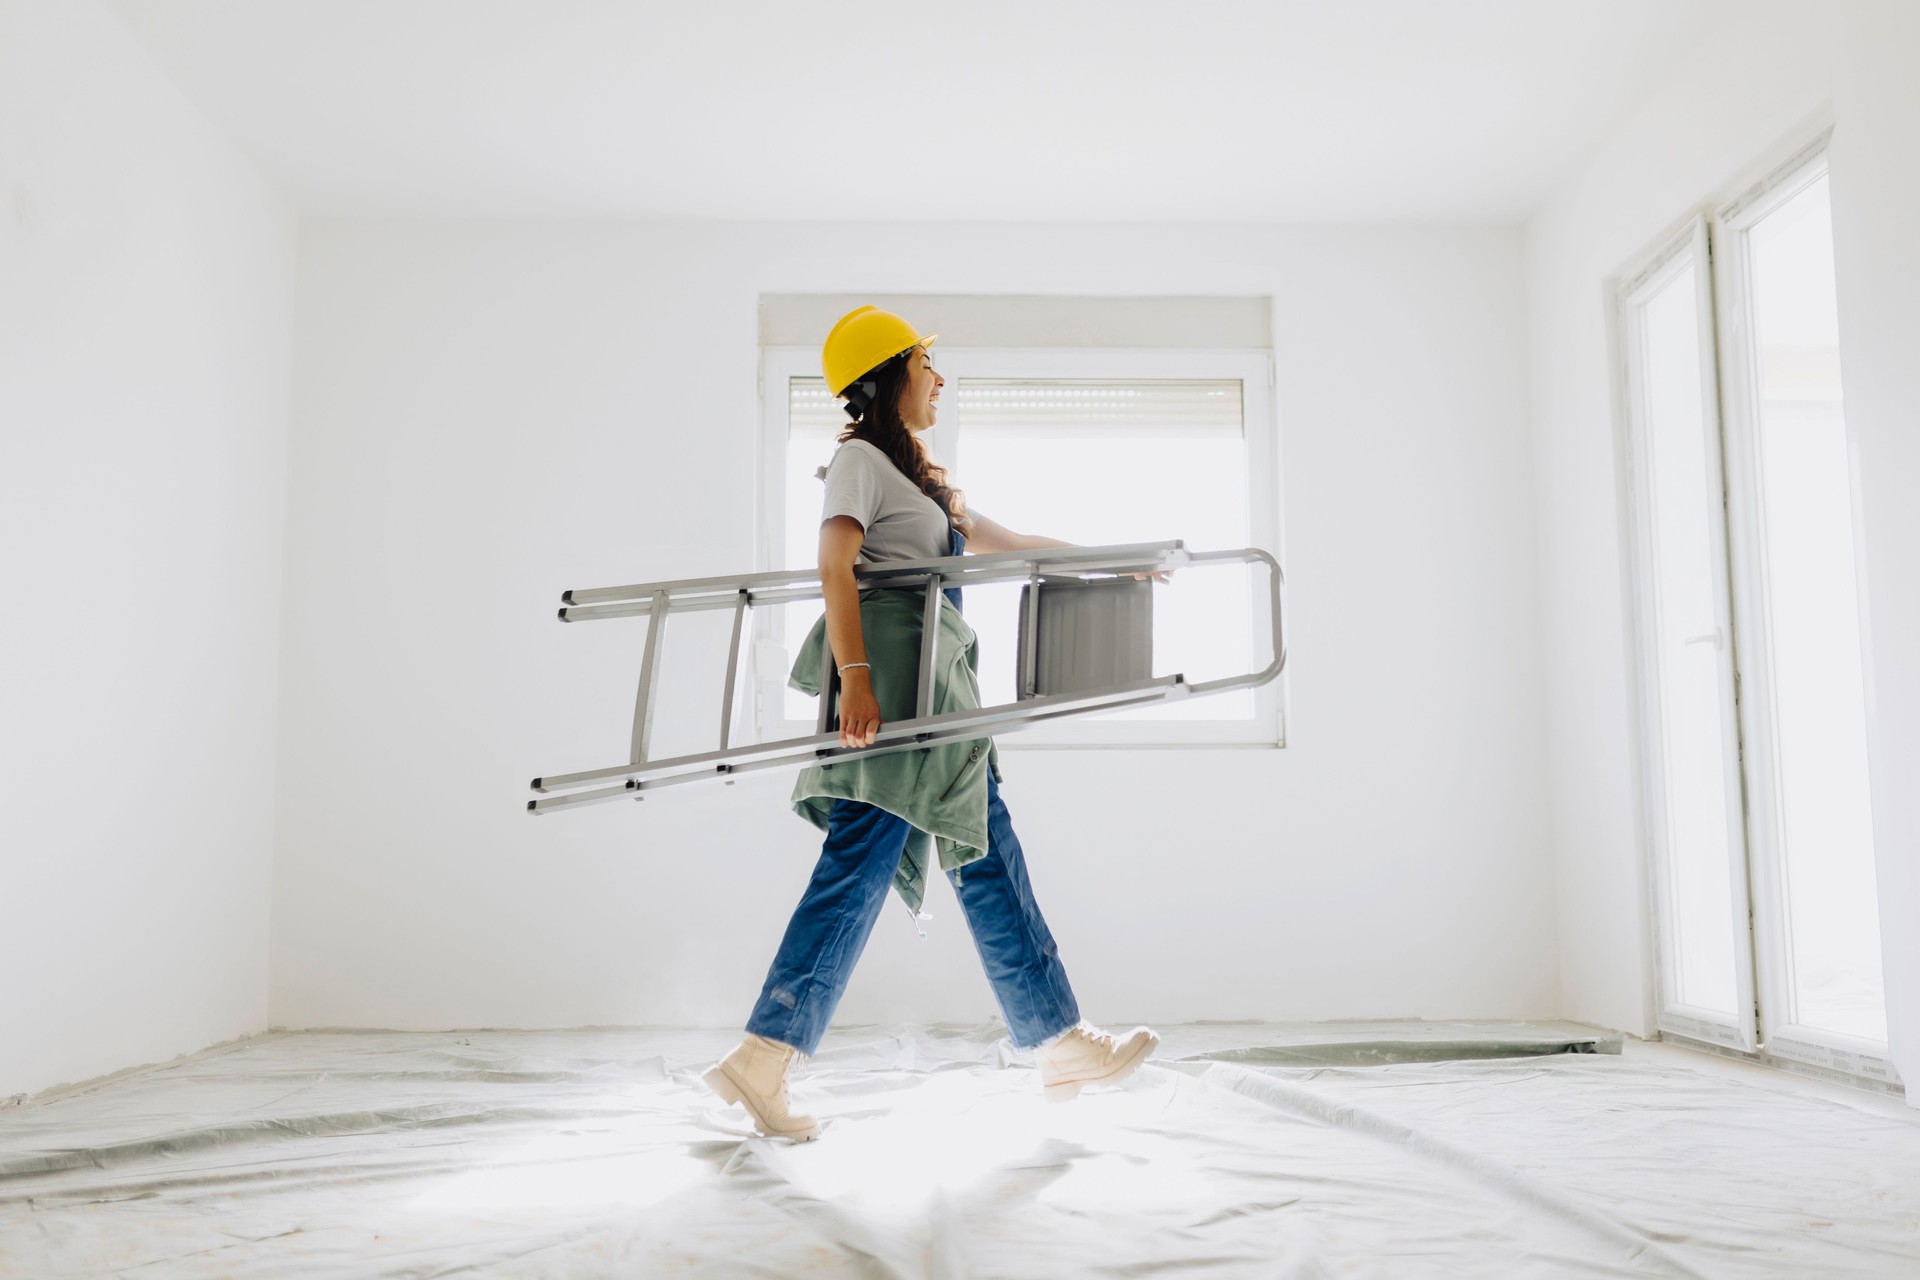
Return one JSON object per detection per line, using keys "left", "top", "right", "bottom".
{"left": 881, "top": 332, "right": 939, "bottom": 360}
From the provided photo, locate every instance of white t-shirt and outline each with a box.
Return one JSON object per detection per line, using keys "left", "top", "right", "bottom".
{"left": 817, "top": 438, "right": 956, "bottom": 573}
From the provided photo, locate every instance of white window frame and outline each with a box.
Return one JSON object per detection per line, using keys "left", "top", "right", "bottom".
{"left": 753, "top": 344, "right": 1285, "bottom": 749}
{"left": 1613, "top": 124, "right": 1899, "bottom": 1088}
{"left": 1614, "top": 216, "right": 1759, "bottom": 1054}
{"left": 1711, "top": 138, "right": 1897, "bottom": 1086}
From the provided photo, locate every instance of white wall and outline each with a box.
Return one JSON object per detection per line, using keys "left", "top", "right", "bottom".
{"left": 1523, "top": 0, "right": 1839, "bottom": 1044}
{"left": 275, "top": 220, "right": 1556, "bottom": 1032}
{"left": 0, "top": 0, "right": 294, "bottom": 1100}
{"left": 1526, "top": 0, "right": 1920, "bottom": 1092}
{"left": 1827, "top": 0, "right": 1920, "bottom": 1097}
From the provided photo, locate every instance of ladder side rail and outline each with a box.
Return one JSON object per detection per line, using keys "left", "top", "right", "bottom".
{"left": 849, "top": 545, "right": 1099, "bottom": 585}
{"left": 558, "top": 548, "right": 1190, "bottom": 623}
{"left": 531, "top": 678, "right": 1189, "bottom": 813}
{"left": 534, "top": 672, "right": 1188, "bottom": 794}
{"left": 560, "top": 539, "right": 1189, "bottom": 608}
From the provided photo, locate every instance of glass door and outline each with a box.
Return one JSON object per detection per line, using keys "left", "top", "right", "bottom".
{"left": 1618, "top": 218, "right": 1758, "bottom": 1051}
{"left": 1714, "top": 152, "right": 1895, "bottom": 1083}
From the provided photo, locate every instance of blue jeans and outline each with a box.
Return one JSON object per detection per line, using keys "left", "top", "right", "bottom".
{"left": 745, "top": 768, "right": 1080, "bottom": 1056}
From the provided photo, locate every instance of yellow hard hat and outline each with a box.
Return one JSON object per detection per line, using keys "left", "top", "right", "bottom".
{"left": 821, "top": 305, "right": 938, "bottom": 398}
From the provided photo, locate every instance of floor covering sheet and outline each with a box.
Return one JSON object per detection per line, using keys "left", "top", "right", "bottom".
{"left": 2, "top": 1020, "right": 1917, "bottom": 1278}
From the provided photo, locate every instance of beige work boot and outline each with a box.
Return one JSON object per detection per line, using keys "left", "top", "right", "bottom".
{"left": 702, "top": 1032, "right": 821, "bottom": 1141}
{"left": 1035, "top": 1020, "right": 1159, "bottom": 1103}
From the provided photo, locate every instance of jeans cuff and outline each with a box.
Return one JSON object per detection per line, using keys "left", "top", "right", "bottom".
{"left": 1036, "top": 1020, "right": 1081, "bottom": 1050}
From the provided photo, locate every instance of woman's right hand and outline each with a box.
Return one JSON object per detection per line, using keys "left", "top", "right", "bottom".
{"left": 838, "top": 672, "right": 882, "bottom": 749}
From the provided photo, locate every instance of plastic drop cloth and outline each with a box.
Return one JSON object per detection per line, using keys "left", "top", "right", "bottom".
{"left": 2, "top": 1020, "right": 1918, "bottom": 1278}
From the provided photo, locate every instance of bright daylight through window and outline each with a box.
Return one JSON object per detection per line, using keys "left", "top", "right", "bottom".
{"left": 766, "top": 350, "right": 1279, "bottom": 747}
{"left": 1740, "top": 169, "right": 1885, "bottom": 1045}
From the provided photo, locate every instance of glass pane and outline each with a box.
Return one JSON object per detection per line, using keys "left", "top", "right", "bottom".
{"left": 1747, "top": 175, "right": 1887, "bottom": 1043}
{"left": 1639, "top": 261, "right": 1741, "bottom": 1017}
{"left": 954, "top": 379, "right": 1254, "bottom": 721}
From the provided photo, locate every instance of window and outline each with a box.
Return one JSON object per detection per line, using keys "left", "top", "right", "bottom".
{"left": 755, "top": 343, "right": 1283, "bottom": 748}
{"left": 1619, "top": 219, "right": 1752, "bottom": 1043}
{"left": 1615, "top": 130, "right": 1894, "bottom": 1084}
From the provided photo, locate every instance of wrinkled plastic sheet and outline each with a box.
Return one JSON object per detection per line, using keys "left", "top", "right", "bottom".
{"left": 2, "top": 1020, "right": 1918, "bottom": 1278}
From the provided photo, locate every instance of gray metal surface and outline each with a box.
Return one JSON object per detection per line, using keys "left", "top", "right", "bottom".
{"left": 1016, "top": 576, "right": 1153, "bottom": 699}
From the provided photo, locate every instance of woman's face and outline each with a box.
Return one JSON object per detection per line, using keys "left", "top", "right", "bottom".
{"left": 896, "top": 346, "right": 943, "bottom": 433}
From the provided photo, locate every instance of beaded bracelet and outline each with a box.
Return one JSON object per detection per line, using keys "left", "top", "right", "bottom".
{"left": 838, "top": 662, "right": 871, "bottom": 675}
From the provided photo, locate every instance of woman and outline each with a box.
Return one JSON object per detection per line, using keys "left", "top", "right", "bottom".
{"left": 701, "top": 306, "right": 1161, "bottom": 1142}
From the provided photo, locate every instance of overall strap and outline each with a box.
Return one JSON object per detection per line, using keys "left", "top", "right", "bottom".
{"left": 942, "top": 521, "right": 965, "bottom": 615}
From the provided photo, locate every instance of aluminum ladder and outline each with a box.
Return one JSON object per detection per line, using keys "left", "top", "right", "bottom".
{"left": 528, "top": 538, "right": 1286, "bottom": 815}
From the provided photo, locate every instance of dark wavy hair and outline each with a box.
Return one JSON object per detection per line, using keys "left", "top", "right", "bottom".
{"left": 836, "top": 348, "right": 973, "bottom": 538}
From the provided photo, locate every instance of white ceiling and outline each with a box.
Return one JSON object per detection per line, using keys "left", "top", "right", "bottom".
{"left": 102, "top": 0, "right": 1738, "bottom": 223}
